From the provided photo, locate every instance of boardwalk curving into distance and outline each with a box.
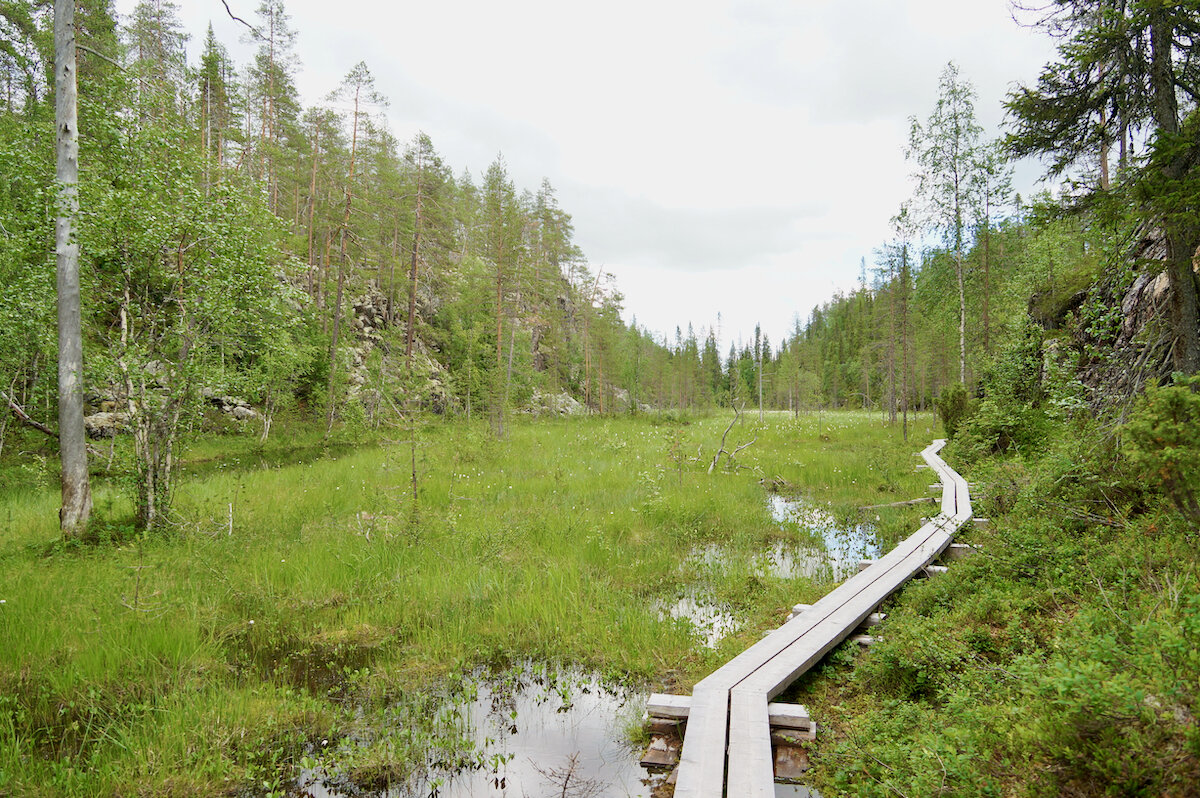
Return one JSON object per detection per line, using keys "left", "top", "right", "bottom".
{"left": 665, "top": 439, "right": 973, "bottom": 797}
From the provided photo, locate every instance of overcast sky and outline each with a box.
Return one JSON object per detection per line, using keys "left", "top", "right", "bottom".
{"left": 116, "top": 0, "right": 1058, "bottom": 351}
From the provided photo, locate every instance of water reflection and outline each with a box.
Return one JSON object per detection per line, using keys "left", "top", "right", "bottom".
{"left": 299, "top": 665, "right": 660, "bottom": 798}
{"left": 766, "top": 495, "right": 880, "bottom": 581}
{"left": 658, "top": 595, "right": 740, "bottom": 648}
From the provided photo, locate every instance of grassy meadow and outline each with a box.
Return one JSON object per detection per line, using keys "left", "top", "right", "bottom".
{"left": 0, "top": 409, "right": 937, "bottom": 795}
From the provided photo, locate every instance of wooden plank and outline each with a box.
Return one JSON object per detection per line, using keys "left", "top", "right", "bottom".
{"left": 743, "top": 525, "right": 955, "bottom": 701}
{"left": 943, "top": 542, "right": 978, "bottom": 561}
{"left": 647, "top": 693, "right": 692, "bottom": 720}
{"left": 771, "top": 724, "right": 817, "bottom": 744}
{"left": 767, "top": 702, "right": 811, "bottom": 729}
{"left": 723, "top": 521, "right": 954, "bottom": 792}
{"left": 672, "top": 684, "right": 730, "bottom": 798}
{"left": 675, "top": 437, "right": 972, "bottom": 797}
{"left": 648, "top": 717, "right": 684, "bottom": 735}
{"left": 727, "top": 684, "right": 774, "bottom": 798}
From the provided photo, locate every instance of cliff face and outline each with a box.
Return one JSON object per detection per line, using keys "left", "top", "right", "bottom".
{"left": 1070, "top": 227, "right": 1197, "bottom": 407}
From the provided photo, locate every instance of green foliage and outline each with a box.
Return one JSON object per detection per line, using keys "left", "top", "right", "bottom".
{"left": 857, "top": 614, "right": 970, "bottom": 700}
{"left": 954, "top": 320, "right": 1053, "bottom": 459}
{"left": 935, "top": 383, "right": 969, "bottom": 438}
{"left": 1124, "top": 375, "right": 1200, "bottom": 526}
{"left": 955, "top": 399, "right": 1049, "bottom": 462}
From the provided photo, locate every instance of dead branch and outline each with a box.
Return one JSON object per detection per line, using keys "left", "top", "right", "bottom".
{"left": 1, "top": 388, "right": 56, "bottom": 438}
{"left": 708, "top": 403, "right": 758, "bottom": 474}
{"left": 732, "top": 436, "right": 757, "bottom": 457}
{"left": 708, "top": 402, "right": 743, "bottom": 474}
{"left": 220, "top": 0, "right": 263, "bottom": 38}
{"left": 0, "top": 388, "right": 104, "bottom": 457}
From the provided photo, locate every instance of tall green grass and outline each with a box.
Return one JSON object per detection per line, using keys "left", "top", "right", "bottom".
{"left": 0, "top": 410, "right": 934, "bottom": 795}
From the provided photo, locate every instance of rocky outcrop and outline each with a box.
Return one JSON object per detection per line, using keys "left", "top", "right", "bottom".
{"left": 344, "top": 286, "right": 457, "bottom": 416}
{"left": 83, "top": 411, "right": 128, "bottom": 439}
{"left": 525, "top": 390, "right": 585, "bottom": 417}
{"left": 200, "top": 388, "right": 260, "bottom": 421}
{"left": 613, "top": 387, "right": 654, "bottom": 414}
{"left": 1071, "top": 226, "right": 1189, "bottom": 405}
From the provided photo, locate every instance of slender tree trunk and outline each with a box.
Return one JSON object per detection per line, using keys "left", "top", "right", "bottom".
{"left": 305, "top": 120, "right": 321, "bottom": 297}
{"left": 955, "top": 250, "right": 966, "bottom": 384}
{"left": 757, "top": 346, "right": 763, "bottom": 422}
{"left": 326, "top": 230, "right": 348, "bottom": 435}
{"left": 888, "top": 276, "right": 897, "bottom": 425}
{"left": 901, "top": 244, "right": 911, "bottom": 442}
{"left": 405, "top": 167, "right": 423, "bottom": 369}
{"left": 494, "top": 254, "right": 505, "bottom": 437}
{"left": 55, "top": 0, "right": 91, "bottom": 537}
{"left": 982, "top": 215, "right": 991, "bottom": 355}
{"left": 326, "top": 85, "right": 361, "bottom": 435}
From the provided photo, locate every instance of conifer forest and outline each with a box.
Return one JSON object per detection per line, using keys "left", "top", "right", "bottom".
{"left": 1, "top": 1, "right": 1199, "bottom": 796}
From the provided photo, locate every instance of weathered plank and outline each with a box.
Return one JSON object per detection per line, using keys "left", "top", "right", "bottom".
{"left": 767, "top": 702, "right": 811, "bottom": 729}
{"left": 727, "top": 684, "right": 774, "bottom": 797}
{"left": 672, "top": 684, "right": 730, "bottom": 798}
{"left": 943, "top": 542, "right": 979, "bottom": 561}
{"left": 647, "top": 693, "right": 692, "bottom": 720}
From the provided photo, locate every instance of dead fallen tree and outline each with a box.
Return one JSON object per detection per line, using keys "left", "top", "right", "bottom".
{"left": 708, "top": 402, "right": 757, "bottom": 474}
{"left": 2, "top": 387, "right": 103, "bottom": 457}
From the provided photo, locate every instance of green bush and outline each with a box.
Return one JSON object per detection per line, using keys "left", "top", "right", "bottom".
{"left": 955, "top": 399, "right": 1050, "bottom": 461}
{"left": 936, "top": 383, "right": 970, "bottom": 438}
{"left": 857, "top": 615, "right": 970, "bottom": 700}
{"left": 1124, "top": 375, "right": 1200, "bottom": 527}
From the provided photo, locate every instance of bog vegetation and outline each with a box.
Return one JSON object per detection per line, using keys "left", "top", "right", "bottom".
{"left": 1, "top": 0, "right": 1199, "bottom": 796}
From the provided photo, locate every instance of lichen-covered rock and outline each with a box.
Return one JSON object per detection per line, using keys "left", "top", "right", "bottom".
{"left": 231, "top": 405, "right": 258, "bottom": 421}
{"left": 526, "top": 390, "right": 585, "bottom": 417}
{"left": 84, "top": 412, "right": 128, "bottom": 439}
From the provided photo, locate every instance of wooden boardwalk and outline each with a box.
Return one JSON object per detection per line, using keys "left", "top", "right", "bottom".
{"left": 670, "top": 439, "right": 972, "bottom": 797}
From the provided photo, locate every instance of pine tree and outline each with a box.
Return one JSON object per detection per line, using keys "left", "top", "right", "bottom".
{"left": 1007, "top": 0, "right": 1200, "bottom": 374}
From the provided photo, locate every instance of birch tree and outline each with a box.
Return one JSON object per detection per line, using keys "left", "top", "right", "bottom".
{"left": 55, "top": 0, "right": 91, "bottom": 536}
{"left": 909, "top": 62, "right": 982, "bottom": 386}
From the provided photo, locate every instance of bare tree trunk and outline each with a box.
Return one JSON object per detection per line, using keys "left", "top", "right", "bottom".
{"left": 494, "top": 254, "right": 505, "bottom": 437}
{"left": 982, "top": 216, "right": 991, "bottom": 355}
{"left": 305, "top": 119, "right": 321, "bottom": 297}
{"left": 56, "top": 0, "right": 91, "bottom": 537}
{"left": 405, "top": 163, "right": 423, "bottom": 368}
{"left": 956, "top": 252, "right": 966, "bottom": 385}
{"left": 326, "top": 84, "right": 362, "bottom": 435}
{"left": 757, "top": 345, "right": 763, "bottom": 422}
{"left": 901, "top": 244, "right": 911, "bottom": 442}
